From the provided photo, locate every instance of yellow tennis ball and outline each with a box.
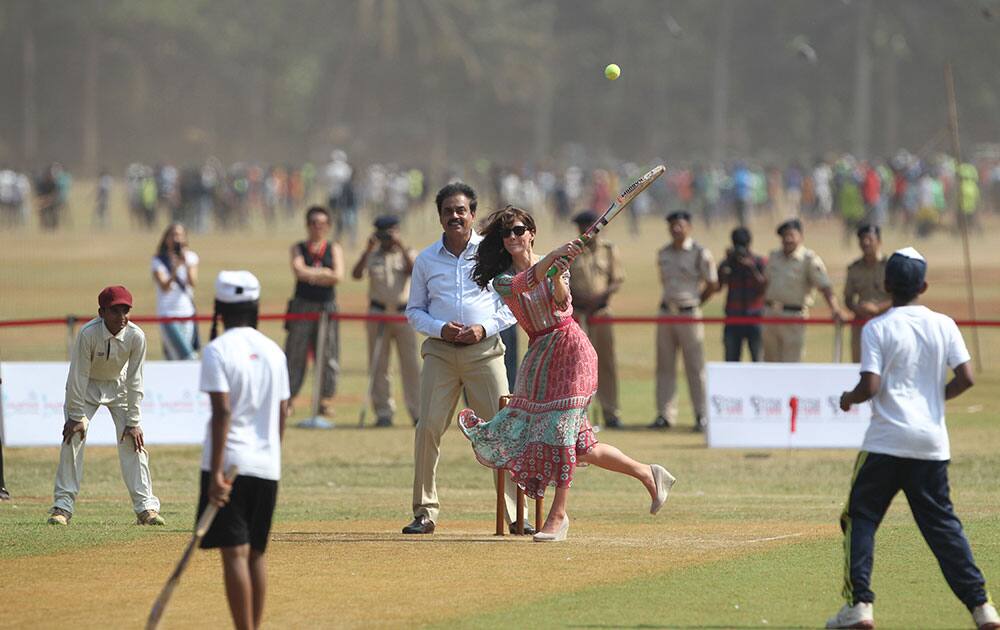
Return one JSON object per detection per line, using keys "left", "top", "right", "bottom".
{"left": 605, "top": 63, "right": 621, "bottom": 80}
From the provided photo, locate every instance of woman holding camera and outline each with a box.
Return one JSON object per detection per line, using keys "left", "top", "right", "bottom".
{"left": 152, "top": 223, "right": 200, "bottom": 360}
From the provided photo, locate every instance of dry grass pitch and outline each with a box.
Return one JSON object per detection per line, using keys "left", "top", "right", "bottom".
{"left": 1, "top": 185, "right": 999, "bottom": 628}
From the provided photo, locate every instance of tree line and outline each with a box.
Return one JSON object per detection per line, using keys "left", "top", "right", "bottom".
{"left": 0, "top": 0, "right": 998, "bottom": 176}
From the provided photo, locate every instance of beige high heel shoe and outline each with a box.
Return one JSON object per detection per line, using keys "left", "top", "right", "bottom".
{"left": 532, "top": 515, "right": 569, "bottom": 542}
{"left": 650, "top": 464, "right": 676, "bottom": 515}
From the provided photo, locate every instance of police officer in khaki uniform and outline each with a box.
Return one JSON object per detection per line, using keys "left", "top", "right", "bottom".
{"left": 569, "top": 210, "right": 625, "bottom": 429}
{"left": 763, "top": 219, "right": 846, "bottom": 362}
{"left": 351, "top": 215, "right": 421, "bottom": 427}
{"left": 843, "top": 223, "right": 891, "bottom": 362}
{"left": 651, "top": 210, "right": 719, "bottom": 431}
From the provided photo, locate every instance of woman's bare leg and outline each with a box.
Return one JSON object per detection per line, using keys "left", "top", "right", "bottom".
{"left": 540, "top": 485, "right": 569, "bottom": 534}
{"left": 578, "top": 443, "right": 657, "bottom": 499}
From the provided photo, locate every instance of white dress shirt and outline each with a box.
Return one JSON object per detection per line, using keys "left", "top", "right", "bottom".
{"left": 406, "top": 232, "right": 516, "bottom": 339}
{"left": 65, "top": 318, "right": 147, "bottom": 426}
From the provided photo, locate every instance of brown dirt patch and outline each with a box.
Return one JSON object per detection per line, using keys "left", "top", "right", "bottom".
{"left": 3, "top": 518, "right": 832, "bottom": 629}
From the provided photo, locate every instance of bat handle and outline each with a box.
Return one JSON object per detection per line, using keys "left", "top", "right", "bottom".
{"left": 545, "top": 234, "right": 591, "bottom": 277}
{"left": 194, "top": 465, "right": 239, "bottom": 536}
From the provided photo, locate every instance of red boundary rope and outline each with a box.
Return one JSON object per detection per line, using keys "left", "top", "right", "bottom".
{"left": 2, "top": 312, "right": 999, "bottom": 328}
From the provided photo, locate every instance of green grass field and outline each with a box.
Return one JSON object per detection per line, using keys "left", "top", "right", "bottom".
{"left": 1, "top": 185, "right": 999, "bottom": 628}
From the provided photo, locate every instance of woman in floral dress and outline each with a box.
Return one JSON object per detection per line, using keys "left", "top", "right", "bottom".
{"left": 458, "top": 206, "right": 676, "bottom": 542}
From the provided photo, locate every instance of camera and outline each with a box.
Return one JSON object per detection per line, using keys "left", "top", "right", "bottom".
{"left": 172, "top": 242, "right": 183, "bottom": 255}
{"left": 375, "top": 230, "right": 392, "bottom": 242}
{"left": 733, "top": 244, "right": 748, "bottom": 258}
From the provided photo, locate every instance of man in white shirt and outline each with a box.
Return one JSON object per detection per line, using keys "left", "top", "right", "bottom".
{"left": 828, "top": 248, "right": 998, "bottom": 630}
{"left": 402, "top": 182, "right": 521, "bottom": 535}
{"left": 198, "top": 270, "right": 290, "bottom": 630}
{"left": 48, "top": 285, "right": 163, "bottom": 526}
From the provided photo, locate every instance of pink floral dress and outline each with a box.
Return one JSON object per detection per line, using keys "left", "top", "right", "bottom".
{"left": 458, "top": 265, "right": 599, "bottom": 498}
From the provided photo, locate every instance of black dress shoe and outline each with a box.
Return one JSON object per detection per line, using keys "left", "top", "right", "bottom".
{"left": 402, "top": 515, "right": 435, "bottom": 534}
{"left": 603, "top": 414, "right": 622, "bottom": 429}
{"left": 509, "top": 521, "right": 536, "bottom": 535}
{"left": 648, "top": 415, "right": 675, "bottom": 429}
{"left": 375, "top": 416, "right": 393, "bottom": 428}
{"left": 692, "top": 415, "right": 706, "bottom": 433}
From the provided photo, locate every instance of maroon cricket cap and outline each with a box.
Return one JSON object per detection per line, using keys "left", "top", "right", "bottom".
{"left": 98, "top": 285, "right": 133, "bottom": 309}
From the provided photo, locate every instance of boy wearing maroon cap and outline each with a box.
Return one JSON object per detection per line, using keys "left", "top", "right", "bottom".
{"left": 47, "top": 285, "right": 164, "bottom": 526}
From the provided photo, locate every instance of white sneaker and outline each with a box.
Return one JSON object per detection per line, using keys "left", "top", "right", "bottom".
{"left": 825, "top": 602, "right": 874, "bottom": 629}
{"left": 973, "top": 603, "right": 1000, "bottom": 630}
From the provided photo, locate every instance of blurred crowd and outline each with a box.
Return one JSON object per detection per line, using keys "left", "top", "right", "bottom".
{"left": 0, "top": 152, "right": 432, "bottom": 242}
{"left": 483, "top": 150, "right": 1000, "bottom": 238}
{"left": 3, "top": 148, "right": 1000, "bottom": 240}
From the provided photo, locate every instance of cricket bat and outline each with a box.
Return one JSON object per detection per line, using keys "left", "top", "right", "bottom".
{"left": 547, "top": 164, "right": 666, "bottom": 277}
{"left": 146, "top": 465, "right": 238, "bottom": 630}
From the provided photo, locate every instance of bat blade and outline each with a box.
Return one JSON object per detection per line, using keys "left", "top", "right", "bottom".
{"left": 584, "top": 164, "right": 665, "bottom": 240}
{"left": 547, "top": 165, "right": 665, "bottom": 277}
{"left": 145, "top": 465, "right": 238, "bottom": 630}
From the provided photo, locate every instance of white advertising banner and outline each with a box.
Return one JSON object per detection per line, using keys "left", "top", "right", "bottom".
{"left": 706, "top": 362, "right": 871, "bottom": 449}
{"left": 1, "top": 361, "right": 208, "bottom": 447}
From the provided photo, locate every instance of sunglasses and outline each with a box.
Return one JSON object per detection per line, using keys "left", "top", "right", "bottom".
{"left": 501, "top": 225, "right": 529, "bottom": 238}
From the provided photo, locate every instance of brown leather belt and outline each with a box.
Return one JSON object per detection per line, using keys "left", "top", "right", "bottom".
{"left": 659, "top": 302, "right": 696, "bottom": 314}
{"left": 370, "top": 299, "right": 408, "bottom": 313}
{"left": 766, "top": 301, "right": 803, "bottom": 313}
{"left": 442, "top": 335, "right": 490, "bottom": 347}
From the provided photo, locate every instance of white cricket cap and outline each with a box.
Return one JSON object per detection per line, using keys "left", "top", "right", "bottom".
{"left": 892, "top": 246, "right": 925, "bottom": 262}
{"left": 215, "top": 270, "right": 261, "bottom": 303}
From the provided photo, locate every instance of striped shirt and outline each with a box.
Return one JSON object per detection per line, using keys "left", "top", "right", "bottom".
{"left": 718, "top": 253, "right": 767, "bottom": 316}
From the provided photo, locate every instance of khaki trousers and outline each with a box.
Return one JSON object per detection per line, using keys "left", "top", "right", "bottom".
{"left": 53, "top": 402, "right": 160, "bottom": 515}
{"left": 655, "top": 308, "right": 707, "bottom": 422}
{"left": 849, "top": 321, "right": 871, "bottom": 363}
{"left": 762, "top": 308, "right": 806, "bottom": 362}
{"left": 412, "top": 336, "right": 518, "bottom": 524}
{"left": 366, "top": 315, "right": 421, "bottom": 422}
{"left": 577, "top": 309, "right": 620, "bottom": 419}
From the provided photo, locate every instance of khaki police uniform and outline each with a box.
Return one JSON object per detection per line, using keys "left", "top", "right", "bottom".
{"left": 366, "top": 247, "right": 421, "bottom": 423}
{"left": 569, "top": 239, "right": 624, "bottom": 423}
{"left": 763, "top": 245, "right": 832, "bottom": 362}
{"left": 843, "top": 256, "right": 889, "bottom": 362}
{"left": 655, "top": 238, "right": 716, "bottom": 424}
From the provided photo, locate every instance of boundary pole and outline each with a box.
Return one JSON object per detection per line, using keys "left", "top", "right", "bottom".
{"left": 945, "top": 63, "right": 983, "bottom": 372}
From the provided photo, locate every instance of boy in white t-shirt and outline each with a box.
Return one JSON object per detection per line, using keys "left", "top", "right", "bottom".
{"left": 827, "top": 248, "right": 998, "bottom": 630}
{"left": 197, "top": 271, "right": 290, "bottom": 630}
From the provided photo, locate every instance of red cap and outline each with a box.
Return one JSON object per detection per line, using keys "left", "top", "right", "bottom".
{"left": 98, "top": 285, "right": 133, "bottom": 309}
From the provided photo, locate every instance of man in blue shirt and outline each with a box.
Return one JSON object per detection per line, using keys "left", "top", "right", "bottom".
{"left": 402, "top": 183, "right": 522, "bottom": 535}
